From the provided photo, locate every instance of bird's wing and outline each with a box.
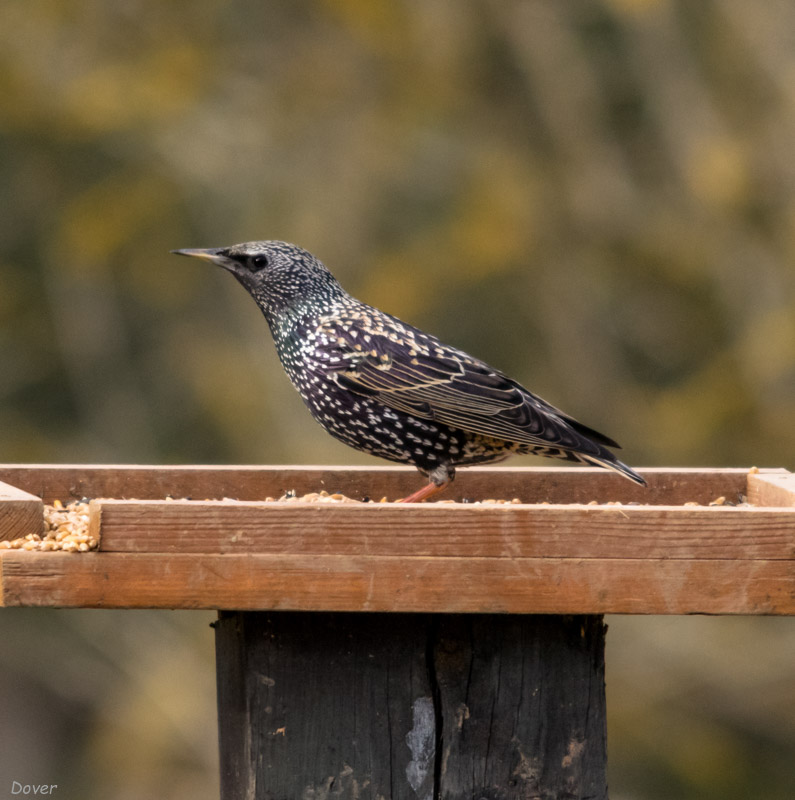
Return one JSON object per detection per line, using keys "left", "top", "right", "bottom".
{"left": 314, "top": 317, "right": 611, "bottom": 456}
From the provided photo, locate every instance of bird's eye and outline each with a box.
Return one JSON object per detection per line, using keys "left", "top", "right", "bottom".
{"left": 250, "top": 255, "right": 269, "bottom": 271}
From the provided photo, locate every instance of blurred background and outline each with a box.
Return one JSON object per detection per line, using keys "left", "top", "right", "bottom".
{"left": 0, "top": 0, "right": 793, "bottom": 797}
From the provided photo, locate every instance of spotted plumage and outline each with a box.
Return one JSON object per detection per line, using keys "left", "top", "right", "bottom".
{"left": 173, "top": 241, "right": 646, "bottom": 500}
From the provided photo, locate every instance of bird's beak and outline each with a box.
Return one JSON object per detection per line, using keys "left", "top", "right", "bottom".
{"left": 171, "top": 248, "right": 237, "bottom": 271}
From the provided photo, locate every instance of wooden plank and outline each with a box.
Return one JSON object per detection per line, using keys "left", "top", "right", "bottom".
{"left": 215, "top": 612, "right": 608, "bottom": 800}
{"left": 91, "top": 499, "right": 795, "bottom": 561}
{"left": 1, "top": 552, "right": 792, "bottom": 614}
{"left": 0, "top": 480, "right": 44, "bottom": 541}
{"left": 216, "top": 612, "right": 434, "bottom": 800}
{"left": 433, "top": 614, "right": 607, "bottom": 798}
{"left": 0, "top": 465, "right": 768, "bottom": 506}
{"left": 747, "top": 472, "right": 795, "bottom": 507}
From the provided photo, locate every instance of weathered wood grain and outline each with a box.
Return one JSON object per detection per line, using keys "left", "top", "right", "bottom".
{"left": 1, "top": 551, "right": 792, "bottom": 613}
{"left": 0, "top": 464, "right": 768, "bottom": 505}
{"left": 0, "top": 480, "right": 44, "bottom": 541}
{"left": 90, "top": 498, "right": 795, "bottom": 560}
{"left": 1, "top": 466, "right": 792, "bottom": 613}
{"left": 215, "top": 612, "right": 608, "bottom": 800}
{"left": 434, "top": 614, "right": 607, "bottom": 799}
{"left": 215, "top": 611, "right": 433, "bottom": 800}
{"left": 748, "top": 472, "right": 795, "bottom": 507}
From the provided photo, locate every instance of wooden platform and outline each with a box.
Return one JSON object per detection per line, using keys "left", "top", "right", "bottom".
{"left": 0, "top": 465, "right": 793, "bottom": 614}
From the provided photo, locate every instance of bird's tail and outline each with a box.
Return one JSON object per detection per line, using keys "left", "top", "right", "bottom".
{"left": 578, "top": 453, "right": 647, "bottom": 486}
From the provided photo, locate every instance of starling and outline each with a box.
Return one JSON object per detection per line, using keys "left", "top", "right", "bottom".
{"left": 173, "top": 242, "right": 646, "bottom": 501}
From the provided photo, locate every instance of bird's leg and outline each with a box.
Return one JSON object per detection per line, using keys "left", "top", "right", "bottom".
{"left": 397, "top": 481, "right": 448, "bottom": 503}
{"left": 397, "top": 464, "right": 454, "bottom": 503}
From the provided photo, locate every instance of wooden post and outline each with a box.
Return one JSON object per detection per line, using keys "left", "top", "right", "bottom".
{"left": 214, "top": 612, "right": 607, "bottom": 800}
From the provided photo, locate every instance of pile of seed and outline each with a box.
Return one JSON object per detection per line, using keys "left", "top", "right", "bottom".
{"left": 582, "top": 495, "right": 751, "bottom": 507}
{"left": 264, "top": 492, "right": 751, "bottom": 506}
{"left": 266, "top": 490, "right": 365, "bottom": 503}
{"left": 0, "top": 499, "right": 96, "bottom": 552}
{"left": 262, "top": 490, "right": 524, "bottom": 504}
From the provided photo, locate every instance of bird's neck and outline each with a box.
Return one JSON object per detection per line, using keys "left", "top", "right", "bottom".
{"left": 264, "top": 298, "right": 346, "bottom": 365}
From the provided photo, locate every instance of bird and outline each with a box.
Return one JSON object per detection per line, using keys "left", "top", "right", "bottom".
{"left": 173, "top": 241, "right": 646, "bottom": 502}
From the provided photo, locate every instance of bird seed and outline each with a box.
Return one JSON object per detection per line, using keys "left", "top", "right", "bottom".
{"left": 0, "top": 500, "right": 97, "bottom": 553}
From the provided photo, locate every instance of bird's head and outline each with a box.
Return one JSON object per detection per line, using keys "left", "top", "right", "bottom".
{"left": 172, "top": 241, "right": 346, "bottom": 319}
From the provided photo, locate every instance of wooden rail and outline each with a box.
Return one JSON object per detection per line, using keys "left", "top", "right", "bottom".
{"left": 0, "top": 465, "right": 793, "bottom": 614}
{"left": 0, "top": 480, "right": 43, "bottom": 540}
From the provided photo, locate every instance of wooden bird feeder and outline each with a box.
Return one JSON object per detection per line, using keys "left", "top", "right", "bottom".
{"left": 1, "top": 464, "right": 794, "bottom": 799}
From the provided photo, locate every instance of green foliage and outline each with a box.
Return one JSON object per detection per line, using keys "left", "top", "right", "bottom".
{"left": 2, "top": 1, "right": 794, "bottom": 470}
